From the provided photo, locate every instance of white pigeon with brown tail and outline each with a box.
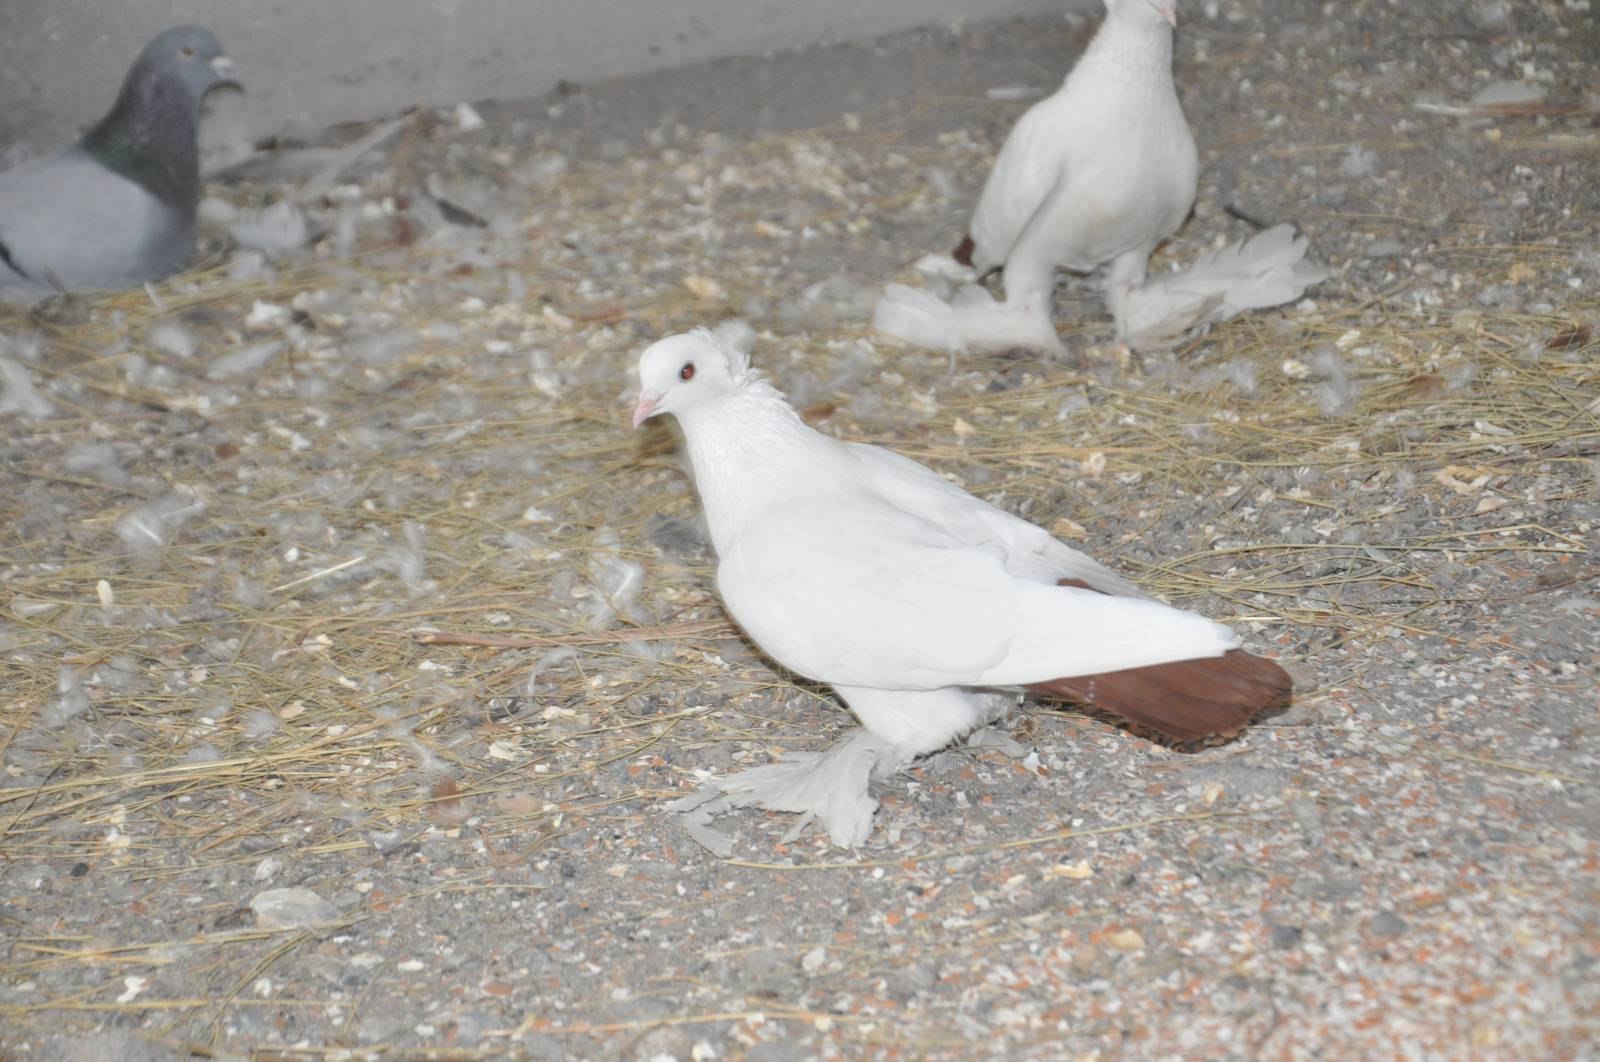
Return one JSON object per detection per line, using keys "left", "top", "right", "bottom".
{"left": 633, "top": 329, "right": 1291, "bottom": 850}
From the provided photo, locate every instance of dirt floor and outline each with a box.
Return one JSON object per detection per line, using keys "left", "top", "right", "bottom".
{"left": 2, "top": 0, "right": 1597, "bottom": 1058}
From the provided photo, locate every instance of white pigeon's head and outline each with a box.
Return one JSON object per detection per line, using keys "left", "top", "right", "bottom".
{"left": 632, "top": 329, "right": 753, "bottom": 428}
{"left": 1105, "top": 0, "right": 1178, "bottom": 28}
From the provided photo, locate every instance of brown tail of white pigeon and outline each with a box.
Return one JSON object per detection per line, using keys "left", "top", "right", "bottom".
{"left": 1108, "top": 223, "right": 1328, "bottom": 353}
{"left": 1025, "top": 578, "right": 1293, "bottom": 741}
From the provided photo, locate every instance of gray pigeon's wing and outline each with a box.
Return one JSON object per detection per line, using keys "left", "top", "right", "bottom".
{"left": 0, "top": 149, "right": 190, "bottom": 293}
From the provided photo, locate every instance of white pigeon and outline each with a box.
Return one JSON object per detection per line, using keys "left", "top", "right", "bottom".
{"left": 0, "top": 27, "right": 239, "bottom": 298}
{"left": 873, "top": 0, "right": 1323, "bottom": 355}
{"left": 633, "top": 329, "right": 1292, "bottom": 848}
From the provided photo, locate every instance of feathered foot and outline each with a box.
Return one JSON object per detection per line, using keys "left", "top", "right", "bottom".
{"left": 873, "top": 283, "right": 967, "bottom": 354}
{"left": 1110, "top": 223, "right": 1329, "bottom": 352}
{"left": 874, "top": 282, "right": 1063, "bottom": 356}
{"left": 668, "top": 728, "right": 895, "bottom": 852}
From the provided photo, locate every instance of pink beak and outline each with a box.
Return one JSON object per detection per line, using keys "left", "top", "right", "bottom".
{"left": 631, "top": 393, "right": 661, "bottom": 429}
{"left": 1156, "top": 1, "right": 1177, "bottom": 26}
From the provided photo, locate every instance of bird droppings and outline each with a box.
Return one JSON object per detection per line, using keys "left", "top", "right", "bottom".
{"left": 2, "top": 2, "right": 1599, "bottom": 1059}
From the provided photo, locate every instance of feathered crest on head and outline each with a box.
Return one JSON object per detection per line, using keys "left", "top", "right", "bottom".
{"left": 687, "top": 324, "right": 785, "bottom": 401}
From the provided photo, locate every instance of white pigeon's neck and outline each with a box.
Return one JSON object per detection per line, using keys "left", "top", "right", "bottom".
{"left": 674, "top": 385, "right": 820, "bottom": 556}
{"left": 1071, "top": 9, "right": 1175, "bottom": 88}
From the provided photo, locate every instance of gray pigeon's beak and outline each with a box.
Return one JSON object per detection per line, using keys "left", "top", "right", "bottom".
{"left": 210, "top": 55, "right": 242, "bottom": 90}
{"left": 631, "top": 393, "right": 661, "bottom": 429}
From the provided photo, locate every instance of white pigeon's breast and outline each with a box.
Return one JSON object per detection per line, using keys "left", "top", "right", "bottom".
{"left": 973, "top": 77, "right": 1198, "bottom": 273}
{"left": 1049, "top": 99, "right": 1197, "bottom": 268}
{"left": 968, "top": 95, "right": 1081, "bottom": 268}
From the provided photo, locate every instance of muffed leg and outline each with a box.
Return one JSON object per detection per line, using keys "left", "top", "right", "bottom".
{"left": 834, "top": 685, "right": 1003, "bottom": 759}
{"left": 1102, "top": 247, "right": 1165, "bottom": 348}
{"left": 873, "top": 282, "right": 1062, "bottom": 357}
{"left": 668, "top": 728, "right": 894, "bottom": 853}
{"left": 669, "top": 687, "right": 1003, "bottom": 853}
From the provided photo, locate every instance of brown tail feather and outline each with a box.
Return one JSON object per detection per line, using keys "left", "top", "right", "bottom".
{"left": 1027, "top": 650, "right": 1292, "bottom": 742}
{"left": 953, "top": 234, "right": 975, "bottom": 267}
{"left": 1026, "top": 577, "right": 1293, "bottom": 741}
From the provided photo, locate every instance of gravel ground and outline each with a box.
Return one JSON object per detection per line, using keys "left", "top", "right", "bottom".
{"left": 2, "top": 1, "right": 1597, "bottom": 1058}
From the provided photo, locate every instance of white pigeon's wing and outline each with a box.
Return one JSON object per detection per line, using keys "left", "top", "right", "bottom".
{"left": 842, "top": 440, "right": 1147, "bottom": 597}
{"left": 716, "top": 493, "right": 1232, "bottom": 692}
{"left": 972, "top": 578, "right": 1236, "bottom": 687}
{"left": 967, "top": 98, "right": 1073, "bottom": 272}
{"left": 0, "top": 150, "right": 186, "bottom": 292}
{"left": 718, "top": 500, "right": 1019, "bottom": 689}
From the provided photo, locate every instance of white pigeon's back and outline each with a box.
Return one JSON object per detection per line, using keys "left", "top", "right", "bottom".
{"left": 0, "top": 149, "right": 189, "bottom": 295}
{"left": 842, "top": 439, "right": 1146, "bottom": 595}
{"left": 715, "top": 481, "right": 1235, "bottom": 693}
{"left": 972, "top": 579, "right": 1236, "bottom": 686}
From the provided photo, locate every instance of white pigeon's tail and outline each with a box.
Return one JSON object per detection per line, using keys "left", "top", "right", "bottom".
{"left": 1109, "top": 223, "right": 1328, "bottom": 352}
{"left": 1023, "top": 578, "right": 1292, "bottom": 742}
{"left": 873, "top": 283, "right": 1063, "bottom": 355}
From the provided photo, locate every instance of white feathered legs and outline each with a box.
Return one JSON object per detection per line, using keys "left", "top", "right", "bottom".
{"left": 872, "top": 249, "right": 1065, "bottom": 357}
{"left": 1108, "top": 223, "right": 1329, "bottom": 352}
{"left": 876, "top": 225, "right": 1325, "bottom": 357}
{"left": 669, "top": 686, "right": 1010, "bottom": 852}
{"left": 873, "top": 282, "right": 1064, "bottom": 357}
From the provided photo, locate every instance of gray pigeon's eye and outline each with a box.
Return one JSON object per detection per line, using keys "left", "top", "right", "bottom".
{"left": 679, "top": 363, "right": 695, "bottom": 382}
{"left": 179, "top": 44, "right": 196, "bottom": 58}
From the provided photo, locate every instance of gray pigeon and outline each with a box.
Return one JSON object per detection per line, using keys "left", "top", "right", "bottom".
{"left": 0, "top": 26, "right": 239, "bottom": 298}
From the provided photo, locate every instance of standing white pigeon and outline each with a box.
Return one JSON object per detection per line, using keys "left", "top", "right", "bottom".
{"left": 873, "top": 0, "right": 1323, "bottom": 355}
{"left": 634, "top": 329, "right": 1292, "bottom": 849}
{"left": 0, "top": 26, "right": 239, "bottom": 298}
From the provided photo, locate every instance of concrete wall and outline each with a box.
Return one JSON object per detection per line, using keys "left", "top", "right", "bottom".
{"left": 0, "top": 0, "right": 1068, "bottom": 154}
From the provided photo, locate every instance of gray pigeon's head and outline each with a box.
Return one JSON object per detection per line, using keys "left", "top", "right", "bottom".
{"left": 126, "top": 26, "right": 240, "bottom": 103}
{"left": 78, "top": 25, "right": 239, "bottom": 206}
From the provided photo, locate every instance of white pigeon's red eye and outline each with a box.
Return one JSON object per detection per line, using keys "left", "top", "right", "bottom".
{"left": 679, "top": 362, "right": 696, "bottom": 381}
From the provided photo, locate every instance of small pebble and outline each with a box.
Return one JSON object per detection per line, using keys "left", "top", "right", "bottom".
{"left": 1368, "top": 911, "right": 1409, "bottom": 938}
